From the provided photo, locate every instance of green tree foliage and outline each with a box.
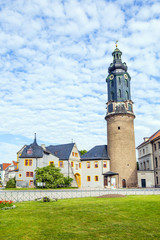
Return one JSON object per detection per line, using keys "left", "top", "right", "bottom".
{"left": 35, "top": 165, "right": 72, "bottom": 188}
{"left": 80, "top": 150, "right": 87, "bottom": 156}
{"left": 6, "top": 177, "right": 16, "bottom": 188}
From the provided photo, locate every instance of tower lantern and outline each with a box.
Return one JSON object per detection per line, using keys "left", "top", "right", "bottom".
{"left": 105, "top": 45, "right": 137, "bottom": 188}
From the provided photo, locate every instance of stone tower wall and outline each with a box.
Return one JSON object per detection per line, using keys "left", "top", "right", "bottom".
{"left": 107, "top": 113, "right": 137, "bottom": 187}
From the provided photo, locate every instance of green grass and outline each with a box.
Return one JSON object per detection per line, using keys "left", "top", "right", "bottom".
{"left": 0, "top": 195, "right": 160, "bottom": 240}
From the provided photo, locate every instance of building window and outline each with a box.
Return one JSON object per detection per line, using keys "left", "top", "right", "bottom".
{"left": 72, "top": 152, "right": 75, "bottom": 156}
{"left": 155, "top": 157, "right": 158, "bottom": 168}
{"left": 94, "top": 161, "right": 98, "bottom": 168}
{"left": 79, "top": 163, "right": 81, "bottom": 168}
{"left": 139, "top": 150, "right": 141, "bottom": 156}
{"left": 95, "top": 176, "right": 99, "bottom": 182}
{"left": 19, "top": 174, "right": 22, "bottom": 178}
{"left": 119, "top": 89, "right": 121, "bottom": 98}
{"left": 140, "top": 162, "right": 142, "bottom": 170}
{"left": 143, "top": 162, "right": 146, "bottom": 170}
{"left": 87, "top": 176, "right": 91, "bottom": 182}
{"left": 75, "top": 153, "right": 78, "bottom": 157}
{"left": 154, "top": 144, "right": 157, "bottom": 151}
{"left": 103, "top": 161, "right": 107, "bottom": 168}
{"left": 27, "top": 148, "right": 33, "bottom": 155}
{"left": 156, "top": 176, "right": 158, "bottom": 185}
{"left": 71, "top": 161, "right": 74, "bottom": 168}
{"left": 146, "top": 147, "right": 148, "bottom": 153}
{"left": 118, "top": 126, "right": 120, "bottom": 130}
{"left": 118, "top": 77, "right": 121, "bottom": 84}
{"left": 75, "top": 164, "right": 78, "bottom": 170}
{"left": 24, "top": 159, "right": 32, "bottom": 166}
{"left": 159, "top": 142, "right": 160, "bottom": 149}
{"left": 29, "top": 160, "right": 32, "bottom": 166}
{"left": 26, "top": 172, "right": 33, "bottom": 177}
{"left": 86, "top": 162, "right": 90, "bottom": 168}
{"left": 59, "top": 161, "right": 64, "bottom": 168}
{"left": 49, "top": 161, "right": 54, "bottom": 166}
{"left": 143, "top": 149, "right": 145, "bottom": 154}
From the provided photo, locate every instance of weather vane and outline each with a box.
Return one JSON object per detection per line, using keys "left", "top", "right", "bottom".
{"left": 115, "top": 40, "right": 118, "bottom": 48}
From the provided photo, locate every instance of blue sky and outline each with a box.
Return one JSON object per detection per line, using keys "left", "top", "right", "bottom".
{"left": 0, "top": 0, "right": 160, "bottom": 163}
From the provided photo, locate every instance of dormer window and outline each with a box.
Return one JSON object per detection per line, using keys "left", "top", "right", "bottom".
{"left": 27, "top": 148, "right": 33, "bottom": 155}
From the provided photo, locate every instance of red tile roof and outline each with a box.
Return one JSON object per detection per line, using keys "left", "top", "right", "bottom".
{"left": 137, "top": 129, "right": 160, "bottom": 148}
{"left": 12, "top": 161, "right": 17, "bottom": 166}
{"left": 2, "top": 163, "right": 11, "bottom": 171}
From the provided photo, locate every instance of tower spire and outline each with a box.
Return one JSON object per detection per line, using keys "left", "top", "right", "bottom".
{"left": 115, "top": 40, "right": 118, "bottom": 48}
{"left": 33, "top": 133, "right": 37, "bottom": 144}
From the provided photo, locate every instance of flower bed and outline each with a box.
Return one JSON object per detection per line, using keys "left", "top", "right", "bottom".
{"left": 0, "top": 200, "right": 16, "bottom": 210}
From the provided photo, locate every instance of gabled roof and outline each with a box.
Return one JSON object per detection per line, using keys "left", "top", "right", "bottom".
{"left": 81, "top": 145, "right": 110, "bottom": 161}
{"left": 12, "top": 161, "right": 17, "bottom": 166}
{"left": 2, "top": 163, "right": 11, "bottom": 170}
{"left": 20, "top": 136, "right": 44, "bottom": 158}
{"left": 137, "top": 129, "right": 160, "bottom": 148}
{"left": 46, "top": 143, "right": 75, "bottom": 160}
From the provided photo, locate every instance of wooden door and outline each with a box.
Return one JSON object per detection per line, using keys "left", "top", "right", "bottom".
{"left": 29, "top": 180, "right": 34, "bottom": 188}
{"left": 104, "top": 176, "right": 108, "bottom": 187}
{"left": 122, "top": 179, "right": 126, "bottom": 188}
{"left": 141, "top": 179, "right": 146, "bottom": 188}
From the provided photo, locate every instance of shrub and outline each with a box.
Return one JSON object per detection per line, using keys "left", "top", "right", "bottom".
{"left": 43, "top": 197, "right": 50, "bottom": 202}
{"left": 6, "top": 178, "right": 16, "bottom": 188}
{"left": 63, "top": 177, "right": 73, "bottom": 187}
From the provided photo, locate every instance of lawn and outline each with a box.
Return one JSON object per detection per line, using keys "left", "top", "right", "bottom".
{"left": 0, "top": 195, "right": 160, "bottom": 240}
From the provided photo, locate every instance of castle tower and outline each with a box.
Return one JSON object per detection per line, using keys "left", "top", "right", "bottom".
{"left": 105, "top": 44, "right": 137, "bottom": 188}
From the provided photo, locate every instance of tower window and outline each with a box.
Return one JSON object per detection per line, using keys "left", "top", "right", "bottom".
{"left": 110, "top": 80, "right": 114, "bottom": 87}
{"left": 125, "top": 79, "right": 128, "bottom": 87}
{"left": 126, "top": 91, "right": 129, "bottom": 99}
{"left": 118, "top": 77, "right": 121, "bottom": 84}
{"left": 118, "top": 126, "right": 120, "bottom": 130}
{"left": 119, "top": 89, "right": 121, "bottom": 98}
{"left": 111, "top": 92, "right": 114, "bottom": 100}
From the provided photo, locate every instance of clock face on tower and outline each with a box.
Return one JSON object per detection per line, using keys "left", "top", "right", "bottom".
{"left": 109, "top": 74, "right": 114, "bottom": 80}
{"left": 124, "top": 74, "right": 128, "bottom": 79}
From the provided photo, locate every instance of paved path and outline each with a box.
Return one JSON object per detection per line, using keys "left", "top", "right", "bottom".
{"left": 0, "top": 188, "right": 160, "bottom": 202}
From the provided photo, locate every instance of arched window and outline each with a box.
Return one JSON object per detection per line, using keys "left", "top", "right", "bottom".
{"left": 118, "top": 77, "right": 121, "bottom": 84}
{"left": 116, "top": 53, "right": 118, "bottom": 59}
{"left": 122, "top": 179, "right": 126, "bottom": 188}
{"left": 125, "top": 79, "right": 128, "bottom": 87}
{"left": 111, "top": 92, "right": 114, "bottom": 100}
{"left": 110, "top": 80, "right": 114, "bottom": 88}
{"left": 126, "top": 91, "right": 129, "bottom": 99}
{"left": 119, "top": 89, "right": 121, "bottom": 98}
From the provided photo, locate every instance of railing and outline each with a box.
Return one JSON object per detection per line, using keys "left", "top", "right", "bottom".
{"left": 0, "top": 188, "right": 160, "bottom": 202}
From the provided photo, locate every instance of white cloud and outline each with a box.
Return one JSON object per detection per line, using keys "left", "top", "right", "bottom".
{"left": 0, "top": 0, "right": 160, "bottom": 163}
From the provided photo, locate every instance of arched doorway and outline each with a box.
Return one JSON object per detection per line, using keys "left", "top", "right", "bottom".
{"left": 74, "top": 173, "right": 81, "bottom": 188}
{"left": 122, "top": 179, "right": 126, "bottom": 188}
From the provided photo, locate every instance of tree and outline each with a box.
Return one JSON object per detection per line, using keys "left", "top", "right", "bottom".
{"left": 35, "top": 165, "right": 72, "bottom": 188}
{"left": 6, "top": 177, "right": 16, "bottom": 188}
{"left": 80, "top": 150, "right": 87, "bottom": 156}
